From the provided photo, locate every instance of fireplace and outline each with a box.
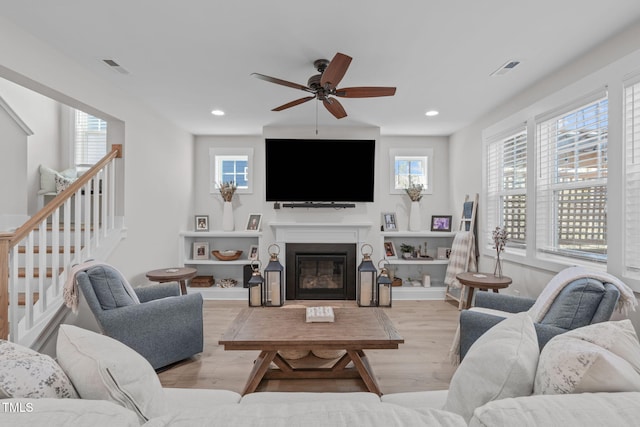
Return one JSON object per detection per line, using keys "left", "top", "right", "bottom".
{"left": 286, "top": 243, "right": 357, "bottom": 300}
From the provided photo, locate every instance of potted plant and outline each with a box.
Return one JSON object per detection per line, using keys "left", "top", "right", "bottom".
{"left": 400, "top": 243, "right": 415, "bottom": 259}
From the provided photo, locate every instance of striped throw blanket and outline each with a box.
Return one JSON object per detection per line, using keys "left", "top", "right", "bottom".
{"left": 444, "top": 231, "right": 477, "bottom": 289}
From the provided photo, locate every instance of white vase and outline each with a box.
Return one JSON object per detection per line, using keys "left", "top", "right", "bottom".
{"left": 409, "top": 201, "right": 421, "bottom": 231}
{"left": 222, "top": 201, "right": 234, "bottom": 231}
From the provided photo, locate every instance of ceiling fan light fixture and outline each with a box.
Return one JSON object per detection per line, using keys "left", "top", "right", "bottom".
{"left": 211, "top": 109, "right": 225, "bottom": 116}
{"left": 425, "top": 110, "right": 439, "bottom": 117}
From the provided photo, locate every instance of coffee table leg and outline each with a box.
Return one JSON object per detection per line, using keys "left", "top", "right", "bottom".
{"left": 242, "top": 350, "right": 277, "bottom": 395}
{"left": 347, "top": 349, "right": 382, "bottom": 396}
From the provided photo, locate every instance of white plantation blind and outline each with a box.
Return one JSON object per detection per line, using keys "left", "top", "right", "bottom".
{"left": 536, "top": 89, "right": 608, "bottom": 262}
{"left": 486, "top": 126, "right": 527, "bottom": 249}
{"left": 624, "top": 77, "right": 640, "bottom": 277}
{"left": 74, "top": 110, "right": 107, "bottom": 167}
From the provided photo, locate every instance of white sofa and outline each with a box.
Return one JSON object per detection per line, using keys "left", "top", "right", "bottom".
{"left": 2, "top": 317, "right": 640, "bottom": 426}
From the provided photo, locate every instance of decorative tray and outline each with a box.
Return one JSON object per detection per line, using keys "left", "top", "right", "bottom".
{"left": 212, "top": 250, "right": 243, "bottom": 261}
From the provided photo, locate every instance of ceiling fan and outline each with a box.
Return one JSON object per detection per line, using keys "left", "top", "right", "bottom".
{"left": 251, "top": 52, "right": 396, "bottom": 119}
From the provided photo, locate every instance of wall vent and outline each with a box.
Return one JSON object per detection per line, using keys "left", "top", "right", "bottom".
{"left": 490, "top": 60, "right": 520, "bottom": 76}
{"left": 102, "top": 59, "right": 130, "bottom": 75}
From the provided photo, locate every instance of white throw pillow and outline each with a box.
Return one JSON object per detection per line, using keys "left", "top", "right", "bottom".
{"left": 534, "top": 319, "right": 640, "bottom": 394}
{"left": 443, "top": 312, "right": 539, "bottom": 423}
{"left": 56, "top": 325, "right": 166, "bottom": 423}
{"left": 39, "top": 164, "right": 59, "bottom": 193}
{"left": 0, "top": 340, "right": 78, "bottom": 399}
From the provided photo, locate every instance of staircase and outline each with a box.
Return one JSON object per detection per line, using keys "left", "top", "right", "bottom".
{"left": 0, "top": 147, "right": 125, "bottom": 349}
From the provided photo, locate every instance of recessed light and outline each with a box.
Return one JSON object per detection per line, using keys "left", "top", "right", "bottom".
{"left": 211, "top": 110, "right": 225, "bottom": 116}
{"left": 425, "top": 110, "right": 439, "bottom": 117}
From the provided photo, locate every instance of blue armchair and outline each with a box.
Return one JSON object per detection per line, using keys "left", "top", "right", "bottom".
{"left": 76, "top": 264, "right": 204, "bottom": 370}
{"left": 459, "top": 277, "right": 620, "bottom": 361}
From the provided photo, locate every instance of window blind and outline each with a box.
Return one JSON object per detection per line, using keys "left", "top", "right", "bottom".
{"left": 536, "top": 90, "right": 608, "bottom": 262}
{"left": 624, "top": 77, "right": 640, "bottom": 276}
{"left": 485, "top": 126, "right": 527, "bottom": 248}
{"left": 74, "top": 110, "right": 107, "bottom": 167}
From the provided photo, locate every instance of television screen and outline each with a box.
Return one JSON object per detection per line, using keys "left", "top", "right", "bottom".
{"left": 265, "top": 138, "right": 375, "bottom": 202}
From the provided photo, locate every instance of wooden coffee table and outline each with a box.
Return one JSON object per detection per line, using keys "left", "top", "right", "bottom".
{"left": 219, "top": 307, "right": 404, "bottom": 395}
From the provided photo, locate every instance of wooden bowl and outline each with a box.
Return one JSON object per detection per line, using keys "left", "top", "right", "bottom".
{"left": 212, "top": 250, "right": 242, "bottom": 261}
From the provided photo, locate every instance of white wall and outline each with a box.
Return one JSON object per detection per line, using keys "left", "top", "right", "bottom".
{"left": 195, "top": 127, "right": 451, "bottom": 261}
{"left": 449, "top": 20, "right": 640, "bottom": 330}
{"left": 0, "top": 16, "right": 194, "bottom": 284}
{"left": 0, "top": 78, "right": 62, "bottom": 214}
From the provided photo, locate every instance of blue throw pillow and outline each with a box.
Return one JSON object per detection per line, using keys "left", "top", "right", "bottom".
{"left": 540, "top": 278, "right": 605, "bottom": 329}
{"left": 85, "top": 266, "right": 137, "bottom": 310}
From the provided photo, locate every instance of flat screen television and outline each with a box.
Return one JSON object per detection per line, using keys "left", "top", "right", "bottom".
{"left": 265, "top": 138, "right": 375, "bottom": 202}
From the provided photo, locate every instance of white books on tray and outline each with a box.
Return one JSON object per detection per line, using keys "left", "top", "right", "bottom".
{"left": 306, "top": 306, "right": 335, "bottom": 323}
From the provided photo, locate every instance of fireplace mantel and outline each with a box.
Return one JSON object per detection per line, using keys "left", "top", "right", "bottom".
{"left": 269, "top": 222, "right": 372, "bottom": 245}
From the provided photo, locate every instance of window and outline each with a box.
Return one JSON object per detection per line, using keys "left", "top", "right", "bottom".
{"left": 209, "top": 148, "right": 254, "bottom": 194}
{"left": 74, "top": 109, "right": 107, "bottom": 169}
{"left": 389, "top": 148, "right": 433, "bottom": 194}
{"left": 624, "top": 76, "right": 640, "bottom": 279}
{"left": 485, "top": 126, "right": 527, "bottom": 249}
{"left": 536, "top": 90, "right": 608, "bottom": 262}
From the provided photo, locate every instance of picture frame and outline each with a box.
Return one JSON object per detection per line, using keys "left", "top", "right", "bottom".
{"left": 381, "top": 212, "right": 398, "bottom": 231}
{"left": 437, "top": 247, "right": 451, "bottom": 260}
{"left": 383, "top": 241, "right": 398, "bottom": 259}
{"left": 431, "top": 215, "right": 452, "bottom": 232}
{"left": 248, "top": 244, "right": 259, "bottom": 261}
{"left": 245, "top": 213, "right": 262, "bottom": 231}
{"left": 193, "top": 242, "right": 209, "bottom": 260}
{"left": 195, "top": 215, "right": 209, "bottom": 231}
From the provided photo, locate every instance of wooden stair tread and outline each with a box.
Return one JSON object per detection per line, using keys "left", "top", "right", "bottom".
{"left": 17, "top": 267, "right": 64, "bottom": 278}
{"left": 18, "top": 246, "right": 76, "bottom": 254}
{"left": 17, "top": 292, "right": 40, "bottom": 306}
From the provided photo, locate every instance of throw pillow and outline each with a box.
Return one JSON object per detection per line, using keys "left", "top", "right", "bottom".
{"left": 443, "top": 312, "right": 539, "bottom": 423}
{"left": 534, "top": 319, "right": 640, "bottom": 394}
{"left": 56, "top": 325, "right": 166, "bottom": 423}
{"left": 0, "top": 340, "right": 78, "bottom": 399}
{"left": 55, "top": 174, "right": 75, "bottom": 193}
{"left": 39, "top": 164, "right": 59, "bottom": 193}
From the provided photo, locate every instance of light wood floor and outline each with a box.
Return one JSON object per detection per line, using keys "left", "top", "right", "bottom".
{"left": 158, "top": 299, "right": 460, "bottom": 394}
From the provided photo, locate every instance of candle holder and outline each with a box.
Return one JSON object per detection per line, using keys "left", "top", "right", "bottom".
{"left": 357, "top": 244, "right": 377, "bottom": 307}
{"left": 377, "top": 259, "right": 393, "bottom": 307}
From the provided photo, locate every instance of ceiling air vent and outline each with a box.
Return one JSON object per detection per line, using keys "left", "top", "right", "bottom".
{"left": 490, "top": 60, "right": 520, "bottom": 77}
{"left": 102, "top": 59, "right": 130, "bottom": 75}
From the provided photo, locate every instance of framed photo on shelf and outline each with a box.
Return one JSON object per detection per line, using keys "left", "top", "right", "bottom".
{"left": 381, "top": 212, "right": 398, "bottom": 231}
{"left": 193, "top": 242, "right": 209, "bottom": 260}
{"left": 195, "top": 215, "right": 209, "bottom": 232}
{"left": 383, "top": 241, "right": 398, "bottom": 259}
{"left": 437, "top": 247, "right": 452, "bottom": 260}
{"left": 245, "top": 213, "right": 262, "bottom": 231}
{"left": 431, "top": 215, "right": 452, "bottom": 232}
{"left": 248, "top": 244, "right": 259, "bottom": 261}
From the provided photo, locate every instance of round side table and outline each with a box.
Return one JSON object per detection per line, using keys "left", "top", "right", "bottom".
{"left": 455, "top": 272, "right": 512, "bottom": 309}
{"left": 146, "top": 267, "right": 197, "bottom": 295}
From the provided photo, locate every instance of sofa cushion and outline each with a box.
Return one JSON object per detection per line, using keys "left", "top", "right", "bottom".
{"left": 534, "top": 319, "right": 640, "bottom": 394}
{"left": 144, "top": 401, "right": 467, "bottom": 427}
{"left": 444, "top": 312, "right": 539, "bottom": 423}
{"left": 0, "top": 398, "right": 140, "bottom": 427}
{"left": 56, "top": 324, "right": 165, "bottom": 423}
{"left": 0, "top": 340, "right": 78, "bottom": 399}
{"left": 381, "top": 389, "right": 449, "bottom": 410}
{"left": 241, "top": 391, "right": 381, "bottom": 405}
{"left": 84, "top": 265, "right": 138, "bottom": 310}
{"left": 469, "top": 392, "right": 640, "bottom": 427}
{"left": 540, "top": 278, "right": 605, "bottom": 329}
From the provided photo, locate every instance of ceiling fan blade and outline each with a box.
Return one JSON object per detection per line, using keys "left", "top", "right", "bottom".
{"left": 251, "top": 73, "right": 314, "bottom": 93}
{"left": 272, "top": 96, "right": 316, "bottom": 111}
{"left": 334, "top": 86, "right": 397, "bottom": 98}
{"left": 323, "top": 97, "right": 347, "bottom": 119}
{"left": 320, "top": 53, "right": 352, "bottom": 89}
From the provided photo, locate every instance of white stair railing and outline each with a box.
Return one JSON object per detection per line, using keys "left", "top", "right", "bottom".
{"left": 0, "top": 146, "right": 123, "bottom": 346}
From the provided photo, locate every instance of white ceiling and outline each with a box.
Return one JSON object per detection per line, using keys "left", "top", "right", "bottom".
{"left": 3, "top": 1, "right": 640, "bottom": 136}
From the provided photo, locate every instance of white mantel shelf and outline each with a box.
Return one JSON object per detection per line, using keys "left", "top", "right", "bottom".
{"left": 269, "top": 222, "right": 373, "bottom": 244}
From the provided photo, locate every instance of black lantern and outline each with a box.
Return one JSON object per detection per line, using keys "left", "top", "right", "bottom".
{"left": 377, "top": 260, "right": 393, "bottom": 307}
{"left": 357, "top": 244, "right": 377, "bottom": 307}
{"left": 263, "top": 244, "right": 284, "bottom": 307}
{"left": 248, "top": 259, "right": 264, "bottom": 307}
